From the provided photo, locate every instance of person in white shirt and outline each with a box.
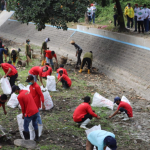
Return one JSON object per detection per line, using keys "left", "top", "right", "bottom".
{"left": 91, "top": 4, "right": 96, "bottom": 24}
{"left": 134, "top": 4, "right": 139, "bottom": 32}
{"left": 137, "top": 5, "right": 145, "bottom": 33}
{"left": 87, "top": 5, "right": 92, "bottom": 23}
{"left": 143, "top": 4, "right": 149, "bottom": 32}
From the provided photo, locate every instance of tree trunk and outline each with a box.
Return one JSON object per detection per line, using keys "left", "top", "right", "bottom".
{"left": 115, "top": 0, "right": 126, "bottom": 31}
{"left": 101, "top": 0, "right": 107, "bottom": 7}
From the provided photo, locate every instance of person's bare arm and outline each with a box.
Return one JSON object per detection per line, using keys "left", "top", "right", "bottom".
{"left": 2, "top": 104, "right": 7, "bottom": 115}
{"left": 55, "top": 57, "right": 58, "bottom": 64}
{"left": 4, "top": 54, "right": 7, "bottom": 62}
{"left": 56, "top": 76, "right": 62, "bottom": 84}
{"left": 104, "top": 146, "right": 107, "bottom": 150}
{"left": 40, "top": 76, "right": 44, "bottom": 87}
{"left": 4, "top": 68, "right": 12, "bottom": 78}
{"left": 109, "top": 110, "right": 119, "bottom": 118}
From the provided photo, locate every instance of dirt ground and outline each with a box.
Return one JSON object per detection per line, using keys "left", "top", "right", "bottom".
{"left": 0, "top": 38, "right": 150, "bottom": 150}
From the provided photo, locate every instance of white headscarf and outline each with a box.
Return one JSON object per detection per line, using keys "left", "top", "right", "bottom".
{"left": 45, "top": 38, "right": 49, "bottom": 43}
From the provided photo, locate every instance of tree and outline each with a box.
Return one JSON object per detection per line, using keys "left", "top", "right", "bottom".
{"left": 115, "top": 0, "right": 126, "bottom": 30}
{"left": 6, "top": 0, "right": 89, "bottom": 31}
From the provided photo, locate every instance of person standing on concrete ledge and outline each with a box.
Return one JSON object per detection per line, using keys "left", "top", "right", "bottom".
{"left": 73, "top": 96, "right": 100, "bottom": 129}
{"left": 86, "top": 130, "right": 117, "bottom": 150}
{"left": 25, "top": 39, "right": 33, "bottom": 66}
{"left": 70, "top": 40, "right": 83, "bottom": 67}
{"left": 109, "top": 97, "right": 133, "bottom": 121}
{"left": 79, "top": 51, "right": 93, "bottom": 74}
{"left": 137, "top": 5, "right": 145, "bottom": 33}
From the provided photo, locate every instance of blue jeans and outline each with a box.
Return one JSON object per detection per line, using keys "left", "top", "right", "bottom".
{"left": 144, "top": 19, "right": 149, "bottom": 32}
{"left": 46, "top": 57, "right": 54, "bottom": 66}
{"left": 36, "top": 110, "right": 42, "bottom": 124}
{"left": 24, "top": 113, "right": 38, "bottom": 132}
{"left": 28, "top": 73, "right": 37, "bottom": 82}
{"left": 92, "top": 13, "right": 95, "bottom": 23}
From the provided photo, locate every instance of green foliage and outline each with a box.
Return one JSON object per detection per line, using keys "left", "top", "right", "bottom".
{"left": 6, "top": 0, "right": 89, "bottom": 31}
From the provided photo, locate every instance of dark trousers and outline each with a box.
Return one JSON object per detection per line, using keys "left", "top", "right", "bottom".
{"left": 134, "top": 16, "right": 137, "bottom": 31}
{"left": 0, "top": 56, "right": 3, "bottom": 64}
{"left": 114, "top": 15, "right": 118, "bottom": 27}
{"left": 127, "top": 16, "right": 133, "bottom": 28}
{"left": 144, "top": 18, "right": 149, "bottom": 32}
{"left": 119, "top": 107, "right": 128, "bottom": 116}
{"left": 1, "top": 5, "right": 4, "bottom": 11}
{"left": 76, "top": 51, "right": 82, "bottom": 66}
{"left": 77, "top": 114, "right": 93, "bottom": 123}
{"left": 61, "top": 78, "right": 69, "bottom": 88}
{"left": 12, "top": 54, "right": 17, "bottom": 63}
{"left": 88, "top": 16, "right": 91, "bottom": 22}
{"left": 138, "top": 21, "right": 144, "bottom": 33}
{"left": 9, "top": 73, "right": 17, "bottom": 87}
{"left": 81, "top": 58, "right": 91, "bottom": 69}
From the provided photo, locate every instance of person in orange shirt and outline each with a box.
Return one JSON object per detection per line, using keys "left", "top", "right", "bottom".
{"left": 44, "top": 50, "right": 58, "bottom": 70}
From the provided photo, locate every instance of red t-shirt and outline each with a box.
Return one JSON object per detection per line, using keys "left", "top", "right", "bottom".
{"left": 17, "top": 90, "right": 39, "bottom": 117}
{"left": 45, "top": 50, "right": 57, "bottom": 59}
{"left": 1, "top": 63, "right": 18, "bottom": 77}
{"left": 29, "top": 66, "right": 43, "bottom": 77}
{"left": 73, "top": 102, "right": 98, "bottom": 122}
{"left": 57, "top": 68, "right": 68, "bottom": 79}
{"left": 29, "top": 82, "right": 44, "bottom": 109}
{"left": 42, "top": 66, "right": 52, "bottom": 77}
{"left": 61, "top": 74, "right": 72, "bottom": 87}
{"left": 117, "top": 101, "right": 133, "bottom": 117}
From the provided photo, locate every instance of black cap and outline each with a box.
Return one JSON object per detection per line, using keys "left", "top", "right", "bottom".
{"left": 12, "top": 85, "right": 20, "bottom": 93}
{"left": 104, "top": 136, "right": 117, "bottom": 150}
{"left": 26, "top": 75, "right": 34, "bottom": 82}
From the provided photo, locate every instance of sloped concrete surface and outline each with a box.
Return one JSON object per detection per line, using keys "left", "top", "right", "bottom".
{"left": 0, "top": 20, "right": 150, "bottom": 100}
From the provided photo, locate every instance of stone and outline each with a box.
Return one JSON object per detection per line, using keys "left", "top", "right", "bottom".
{"left": 14, "top": 139, "right": 36, "bottom": 149}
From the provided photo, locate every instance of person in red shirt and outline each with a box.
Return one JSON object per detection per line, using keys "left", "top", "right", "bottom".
{"left": 26, "top": 75, "right": 45, "bottom": 125}
{"left": 109, "top": 97, "right": 133, "bottom": 121}
{"left": 0, "top": 63, "right": 18, "bottom": 87}
{"left": 28, "top": 66, "right": 48, "bottom": 87}
{"left": 57, "top": 64, "right": 68, "bottom": 79}
{"left": 12, "top": 85, "right": 39, "bottom": 141}
{"left": 44, "top": 50, "right": 58, "bottom": 70}
{"left": 0, "top": 94, "right": 7, "bottom": 115}
{"left": 73, "top": 96, "right": 100, "bottom": 129}
{"left": 42, "top": 63, "right": 52, "bottom": 79}
{"left": 56, "top": 70, "right": 71, "bottom": 89}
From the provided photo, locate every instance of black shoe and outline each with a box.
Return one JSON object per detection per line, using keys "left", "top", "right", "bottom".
{"left": 133, "top": 30, "right": 137, "bottom": 32}
{"left": 34, "top": 130, "right": 39, "bottom": 142}
{"left": 23, "top": 131, "right": 30, "bottom": 140}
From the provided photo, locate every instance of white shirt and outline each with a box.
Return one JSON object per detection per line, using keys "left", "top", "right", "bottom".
{"left": 137, "top": 9, "right": 145, "bottom": 21}
{"left": 134, "top": 7, "right": 140, "bottom": 16}
{"left": 91, "top": 6, "right": 97, "bottom": 13}
{"left": 143, "top": 8, "right": 149, "bottom": 19}
{"left": 148, "top": 9, "right": 150, "bottom": 19}
{"left": 87, "top": 7, "right": 92, "bottom": 17}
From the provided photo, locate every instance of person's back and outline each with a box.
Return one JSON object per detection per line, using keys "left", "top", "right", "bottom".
{"left": 83, "top": 52, "right": 93, "bottom": 60}
{"left": 18, "top": 90, "right": 38, "bottom": 117}
{"left": 57, "top": 67, "right": 68, "bottom": 79}
{"left": 29, "top": 66, "right": 41, "bottom": 75}
{"left": 62, "top": 74, "right": 71, "bottom": 87}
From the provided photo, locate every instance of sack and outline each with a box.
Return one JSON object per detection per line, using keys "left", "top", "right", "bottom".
{"left": 0, "top": 77, "right": 12, "bottom": 94}
{"left": 40, "top": 91, "right": 53, "bottom": 110}
{"left": 17, "top": 114, "right": 35, "bottom": 140}
{"left": 7, "top": 93, "right": 19, "bottom": 108}
{"left": 91, "top": 92, "right": 114, "bottom": 110}
{"left": 46, "top": 76, "right": 56, "bottom": 91}
{"left": 121, "top": 96, "right": 131, "bottom": 105}
{"left": 18, "top": 84, "right": 30, "bottom": 91}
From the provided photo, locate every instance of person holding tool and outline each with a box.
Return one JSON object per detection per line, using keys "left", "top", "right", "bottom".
{"left": 25, "top": 39, "right": 33, "bottom": 66}
{"left": 0, "top": 47, "right": 8, "bottom": 64}
{"left": 70, "top": 40, "right": 83, "bottom": 68}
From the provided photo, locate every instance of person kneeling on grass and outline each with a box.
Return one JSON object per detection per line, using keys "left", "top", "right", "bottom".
{"left": 57, "top": 64, "right": 68, "bottom": 79}
{"left": 73, "top": 96, "right": 100, "bottom": 129}
{"left": 0, "top": 94, "right": 7, "bottom": 115}
{"left": 56, "top": 70, "right": 71, "bottom": 89}
{"left": 109, "top": 97, "right": 133, "bottom": 121}
{"left": 86, "top": 130, "right": 117, "bottom": 150}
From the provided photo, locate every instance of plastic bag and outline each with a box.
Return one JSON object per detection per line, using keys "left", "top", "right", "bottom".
{"left": 40, "top": 91, "right": 53, "bottom": 110}
{"left": 7, "top": 93, "right": 19, "bottom": 108}
{"left": 91, "top": 92, "right": 114, "bottom": 110}
{"left": 18, "top": 84, "right": 30, "bottom": 91}
{"left": 17, "top": 114, "right": 35, "bottom": 140}
{"left": 46, "top": 76, "right": 56, "bottom": 91}
{"left": 121, "top": 96, "right": 131, "bottom": 105}
{"left": 0, "top": 77, "right": 12, "bottom": 94}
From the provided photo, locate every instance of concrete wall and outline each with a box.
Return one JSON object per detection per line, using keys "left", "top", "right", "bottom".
{"left": 0, "top": 20, "right": 150, "bottom": 100}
